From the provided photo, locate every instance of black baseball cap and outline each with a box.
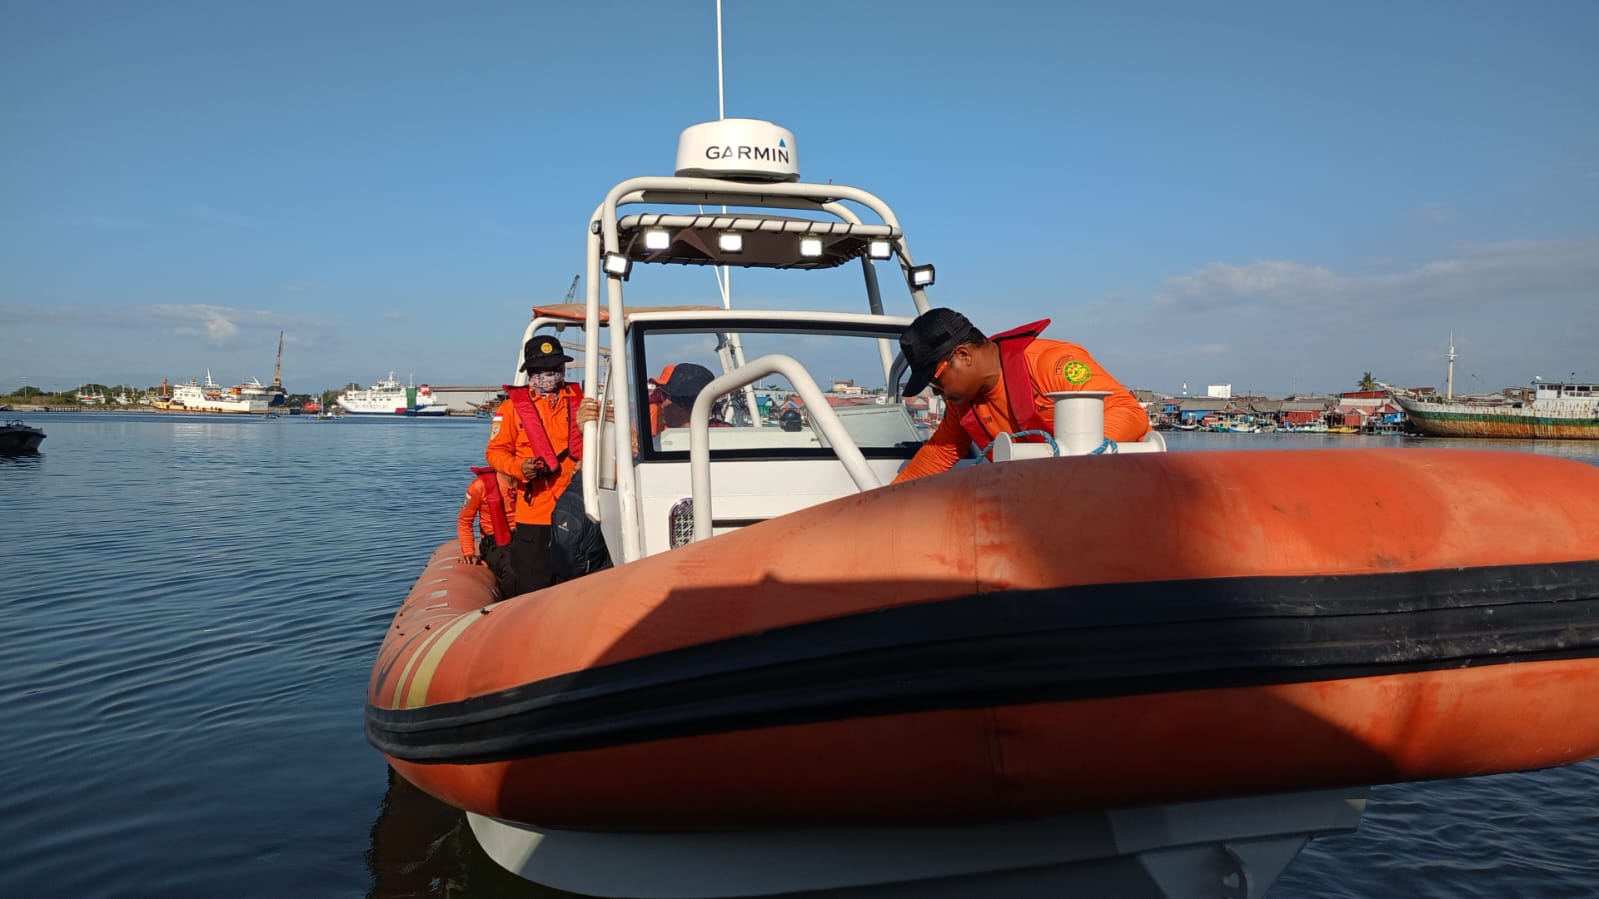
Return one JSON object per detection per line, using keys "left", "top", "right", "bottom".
{"left": 661, "top": 363, "right": 716, "bottom": 404}
{"left": 523, "top": 336, "right": 574, "bottom": 371}
{"left": 901, "top": 308, "right": 975, "bottom": 396}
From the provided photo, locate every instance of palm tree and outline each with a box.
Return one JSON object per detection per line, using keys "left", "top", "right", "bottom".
{"left": 1357, "top": 372, "right": 1379, "bottom": 391}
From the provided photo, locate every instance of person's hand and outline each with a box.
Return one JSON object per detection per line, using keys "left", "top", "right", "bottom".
{"left": 520, "top": 458, "right": 548, "bottom": 480}
{"left": 576, "top": 397, "right": 600, "bottom": 427}
{"left": 459, "top": 553, "right": 482, "bottom": 565}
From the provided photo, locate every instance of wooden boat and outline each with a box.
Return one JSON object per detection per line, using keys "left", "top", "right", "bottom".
{"left": 1394, "top": 381, "right": 1599, "bottom": 440}
{"left": 366, "top": 119, "right": 1599, "bottom": 898}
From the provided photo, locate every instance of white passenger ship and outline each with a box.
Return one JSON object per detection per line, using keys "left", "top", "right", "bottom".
{"left": 164, "top": 373, "right": 271, "bottom": 414}
{"left": 335, "top": 373, "right": 448, "bottom": 416}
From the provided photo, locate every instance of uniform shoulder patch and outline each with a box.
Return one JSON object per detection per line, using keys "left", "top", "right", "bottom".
{"left": 1063, "top": 360, "right": 1092, "bottom": 385}
{"left": 490, "top": 421, "right": 502, "bottom": 438}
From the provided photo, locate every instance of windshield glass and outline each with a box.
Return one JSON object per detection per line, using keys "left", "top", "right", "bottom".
{"left": 634, "top": 322, "right": 929, "bottom": 459}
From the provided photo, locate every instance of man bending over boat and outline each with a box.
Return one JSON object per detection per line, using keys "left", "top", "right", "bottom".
{"left": 487, "top": 336, "right": 600, "bottom": 595}
{"left": 893, "top": 308, "right": 1148, "bottom": 483}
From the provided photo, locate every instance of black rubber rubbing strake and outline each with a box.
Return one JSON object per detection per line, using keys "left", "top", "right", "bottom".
{"left": 366, "top": 560, "right": 1599, "bottom": 764}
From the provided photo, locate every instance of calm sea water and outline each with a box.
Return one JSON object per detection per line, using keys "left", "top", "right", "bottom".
{"left": 1, "top": 414, "right": 1596, "bottom": 898}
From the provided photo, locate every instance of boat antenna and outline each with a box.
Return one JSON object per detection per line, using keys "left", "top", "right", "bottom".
{"left": 272, "top": 330, "right": 284, "bottom": 390}
{"left": 716, "top": 0, "right": 725, "bottom": 122}
{"left": 708, "top": 0, "right": 758, "bottom": 426}
{"left": 711, "top": 0, "right": 733, "bottom": 312}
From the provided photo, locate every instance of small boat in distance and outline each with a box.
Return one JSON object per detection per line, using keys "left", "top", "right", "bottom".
{"left": 0, "top": 420, "right": 46, "bottom": 454}
{"left": 336, "top": 373, "right": 448, "bottom": 416}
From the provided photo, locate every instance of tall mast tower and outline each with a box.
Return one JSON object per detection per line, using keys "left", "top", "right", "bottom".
{"left": 1445, "top": 332, "right": 1456, "bottom": 400}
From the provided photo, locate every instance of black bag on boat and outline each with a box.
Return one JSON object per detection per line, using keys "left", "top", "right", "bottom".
{"left": 550, "top": 482, "right": 613, "bottom": 583}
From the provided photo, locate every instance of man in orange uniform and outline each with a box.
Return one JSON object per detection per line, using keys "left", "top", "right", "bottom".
{"left": 456, "top": 466, "right": 518, "bottom": 595}
{"left": 650, "top": 363, "right": 721, "bottom": 436}
{"left": 486, "top": 336, "right": 591, "bottom": 595}
{"left": 893, "top": 308, "right": 1149, "bottom": 484}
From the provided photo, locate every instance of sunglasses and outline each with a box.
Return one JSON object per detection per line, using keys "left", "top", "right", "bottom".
{"left": 929, "top": 355, "right": 953, "bottom": 392}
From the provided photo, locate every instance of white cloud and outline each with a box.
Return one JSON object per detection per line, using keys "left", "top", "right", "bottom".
{"left": 1407, "top": 202, "right": 1454, "bottom": 224}
{"left": 1087, "top": 237, "right": 1599, "bottom": 394}
{"left": 1154, "top": 238, "right": 1599, "bottom": 316}
{"left": 1156, "top": 260, "right": 1341, "bottom": 312}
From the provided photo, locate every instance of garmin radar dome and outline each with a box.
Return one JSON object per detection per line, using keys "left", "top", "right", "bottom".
{"left": 675, "top": 118, "right": 799, "bottom": 182}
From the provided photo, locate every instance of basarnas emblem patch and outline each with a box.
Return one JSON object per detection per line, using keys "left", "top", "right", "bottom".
{"left": 540, "top": 341, "right": 553, "bottom": 353}
{"left": 490, "top": 421, "right": 502, "bottom": 438}
{"left": 1063, "top": 360, "right": 1092, "bottom": 384}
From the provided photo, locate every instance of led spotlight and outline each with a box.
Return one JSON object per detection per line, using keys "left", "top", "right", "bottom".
{"left": 868, "top": 239, "right": 893, "bottom": 259}
{"left": 644, "top": 228, "right": 671, "bottom": 251}
{"left": 799, "top": 236, "right": 824, "bottom": 257}
{"left": 603, "top": 252, "right": 632, "bottom": 278}
{"left": 909, "top": 264, "right": 936, "bottom": 288}
{"left": 717, "top": 232, "right": 744, "bottom": 254}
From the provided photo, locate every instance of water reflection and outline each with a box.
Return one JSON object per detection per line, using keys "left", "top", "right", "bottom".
{"left": 366, "top": 767, "right": 583, "bottom": 899}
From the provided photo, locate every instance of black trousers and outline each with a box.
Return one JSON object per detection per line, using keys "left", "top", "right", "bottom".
{"left": 506, "top": 524, "right": 554, "bottom": 597}
{"left": 477, "top": 533, "right": 517, "bottom": 598}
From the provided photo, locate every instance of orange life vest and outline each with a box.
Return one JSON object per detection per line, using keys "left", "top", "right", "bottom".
{"left": 958, "top": 319, "right": 1050, "bottom": 451}
{"left": 503, "top": 383, "right": 584, "bottom": 470}
{"left": 470, "top": 466, "right": 512, "bottom": 546}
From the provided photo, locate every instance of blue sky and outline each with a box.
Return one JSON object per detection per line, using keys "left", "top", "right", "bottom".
{"left": 4, "top": 1, "right": 1595, "bottom": 397}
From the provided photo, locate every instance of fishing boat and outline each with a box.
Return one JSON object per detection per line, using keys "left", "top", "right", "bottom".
{"left": 336, "top": 374, "right": 448, "bottom": 416}
{"left": 0, "top": 420, "right": 46, "bottom": 454}
{"left": 161, "top": 372, "right": 271, "bottom": 414}
{"left": 365, "top": 119, "right": 1599, "bottom": 898}
{"left": 1392, "top": 381, "right": 1599, "bottom": 440}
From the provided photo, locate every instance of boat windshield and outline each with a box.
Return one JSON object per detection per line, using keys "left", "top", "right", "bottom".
{"left": 633, "top": 321, "right": 924, "bottom": 461}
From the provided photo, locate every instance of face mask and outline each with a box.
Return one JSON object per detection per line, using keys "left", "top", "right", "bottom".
{"left": 527, "top": 369, "right": 564, "bottom": 394}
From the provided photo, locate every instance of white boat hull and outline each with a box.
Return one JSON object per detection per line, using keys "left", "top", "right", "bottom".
{"left": 469, "top": 788, "right": 1367, "bottom": 899}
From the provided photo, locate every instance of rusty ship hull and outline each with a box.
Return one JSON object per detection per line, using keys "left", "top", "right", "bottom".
{"left": 1395, "top": 393, "right": 1599, "bottom": 440}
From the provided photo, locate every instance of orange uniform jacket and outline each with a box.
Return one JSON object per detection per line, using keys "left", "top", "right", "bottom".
{"left": 456, "top": 474, "right": 519, "bottom": 556}
{"left": 893, "top": 338, "right": 1149, "bottom": 484}
{"left": 485, "top": 384, "right": 581, "bottom": 526}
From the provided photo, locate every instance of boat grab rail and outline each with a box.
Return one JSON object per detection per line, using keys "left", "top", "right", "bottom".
{"left": 690, "top": 354, "right": 881, "bottom": 543}
{"left": 585, "top": 177, "right": 931, "bottom": 560}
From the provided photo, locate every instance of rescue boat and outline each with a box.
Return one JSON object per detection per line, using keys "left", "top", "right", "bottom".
{"left": 367, "top": 119, "right": 1599, "bottom": 898}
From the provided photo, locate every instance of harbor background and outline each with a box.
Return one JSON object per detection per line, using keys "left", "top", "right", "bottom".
{"left": 2, "top": 413, "right": 1597, "bottom": 898}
